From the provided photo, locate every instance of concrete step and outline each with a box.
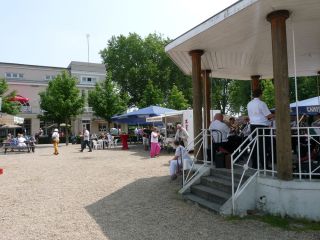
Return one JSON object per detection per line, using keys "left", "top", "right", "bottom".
{"left": 210, "top": 167, "right": 253, "bottom": 181}
{"left": 190, "top": 184, "right": 231, "bottom": 205}
{"left": 184, "top": 193, "right": 221, "bottom": 213}
{"left": 200, "top": 175, "right": 234, "bottom": 194}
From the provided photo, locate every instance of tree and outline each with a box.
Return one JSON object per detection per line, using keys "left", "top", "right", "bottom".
{"left": 228, "top": 80, "right": 251, "bottom": 114}
{"left": 88, "top": 73, "right": 128, "bottom": 127}
{"left": 138, "top": 80, "right": 163, "bottom": 108}
{"left": 166, "top": 85, "right": 189, "bottom": 110}
{"left": 0, "top": 78, "right": 20, "bottom": 115}
{"left": 211, "top": 78, "right": 231, "bottom": 114}
{"left": 289, "top": 76, "right": 319, "bottom": 102}
{"left": 39, "top": 71, "right": 85, "bottom": 145}
{"left": 100, "top": 32, "right": 192, "bottom": 106}
{"left": 261, "top": 79, "right": 275, "bottom": 108}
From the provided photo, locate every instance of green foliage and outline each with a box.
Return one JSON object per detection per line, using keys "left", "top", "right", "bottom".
{"left": 88, "top": 72, "right": 128, "bottom": 123}
{"left": 0, "top": 78, "right": 20, "bottom": 115}
{"left": 211, "top": 79, "right": 231, "bottom": 114}
{"left": 138, "top": 80, "right": 163, "bottom": 108}
{"left": 100, "top": 32, "right": 192, "bottom": 107}
{"left": 228, "top": 80, "right": 251, "bottom": 114}
{"left": 261, "top": 80, "right": 275, "bottom": 108}
{"left": 289, "top": 76, "right": 319, "bottom": 102}
{"left": 166, "top": 85, "right": 189, "bottom": 110}
{"left": 39, "top": 71, "right": 85, "bottom": 144}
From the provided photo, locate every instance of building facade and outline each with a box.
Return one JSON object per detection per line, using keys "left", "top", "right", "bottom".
{"left": 0, "top": 61, "right": 109, "bottom": 136}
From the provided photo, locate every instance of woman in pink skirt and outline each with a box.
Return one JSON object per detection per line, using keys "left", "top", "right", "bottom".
{"left": 150, "top": 127, "right": 160, "bottom": 158}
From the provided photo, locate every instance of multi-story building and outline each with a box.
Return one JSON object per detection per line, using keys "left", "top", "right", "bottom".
{"left": 0, "top": 61, "right": 109, "bottom": 136}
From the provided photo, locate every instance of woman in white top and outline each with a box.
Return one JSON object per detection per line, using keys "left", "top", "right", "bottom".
{"left": 17, "top": 134, "right": 27, "bottom": 147}
{"left": 150, "top": 127, "right": 160, "bottom": 158}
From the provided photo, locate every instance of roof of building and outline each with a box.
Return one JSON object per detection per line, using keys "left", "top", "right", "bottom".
{"left": 165, "top": 0, "right": 320, "bottom": 80}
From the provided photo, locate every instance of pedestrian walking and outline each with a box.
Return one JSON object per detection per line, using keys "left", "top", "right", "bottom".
{"left": 80, "top": 128, "right": 92, "bottom": 152}
{"left": 52, "top": 128, "right": 60, "bottom": 155}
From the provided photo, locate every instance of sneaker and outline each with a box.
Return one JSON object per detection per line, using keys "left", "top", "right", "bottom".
{"left": 80, "top": 150, "right": 83, "bottom": 152}
{"left": 88, "top": 150, "right": 92, "bottom": 152}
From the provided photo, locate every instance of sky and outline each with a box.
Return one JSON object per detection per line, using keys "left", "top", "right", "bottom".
{"left": 1, "top": 0, "right": 238, "bottom": 67}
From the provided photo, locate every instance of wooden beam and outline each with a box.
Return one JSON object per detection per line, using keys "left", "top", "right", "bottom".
{"left": 251, "top": 75, "right": 261, "bottom": 93}
{"left": 267, "top": 10, "right": 292, "bottom": 180}
{"left": 189, "top": 50, "right": 204, "bottom": 160}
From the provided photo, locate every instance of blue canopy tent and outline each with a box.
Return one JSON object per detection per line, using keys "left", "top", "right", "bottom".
{"left": 289, "top": 96, "right": 320, "bottom": 115}
{"left": 111, "top": 106, "right": 177, "bottom": 125}
{"left": 271, "top": 96, "right": 320, "bottom": 115}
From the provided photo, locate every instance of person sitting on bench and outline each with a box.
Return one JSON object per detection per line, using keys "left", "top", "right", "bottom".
{"left": 169, "top": 140, "right": 193, "bottom": 180}
{"left": 17, "top": 134, "right": 27, "bottom": 147}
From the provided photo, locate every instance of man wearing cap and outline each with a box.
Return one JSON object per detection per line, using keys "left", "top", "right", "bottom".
{"left": 175, "top": 124, "right": 189, "bottom": 147}
{"left": 52, "top": 128, "right": 60, "bottom": 155}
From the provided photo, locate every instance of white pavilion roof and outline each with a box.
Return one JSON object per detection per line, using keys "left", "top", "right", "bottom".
{"left": 165, "top": 0, "right": 320, "bottom": 80}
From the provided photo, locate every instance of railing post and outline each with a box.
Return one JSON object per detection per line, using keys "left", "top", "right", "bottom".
{"left": 307, "top": 128, "right": 312, "bottom": 180}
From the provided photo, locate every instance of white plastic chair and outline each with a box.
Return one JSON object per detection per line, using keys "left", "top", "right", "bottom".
{"left": 109, "top": 138, "right": 118, "bottom": 148}
{"left": 92, "top": 140, "right": 103, "bottom": 150}
{"left": 97, "top": 139, "right": 104, "bottom": 149}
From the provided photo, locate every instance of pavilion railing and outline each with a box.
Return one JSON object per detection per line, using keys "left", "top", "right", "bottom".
{"left": 182, "top": 129, "right": 212, "bottom": 187}
{"left": 231, "top": 126, "right": 320, "bottom": 214}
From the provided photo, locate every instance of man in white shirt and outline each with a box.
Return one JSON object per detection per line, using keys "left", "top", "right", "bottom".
{"left": 209, "top": 113, "right": 241, "bottom": 153}
{"left": 247, "top": 89, "right": 274, "bottom": 169}
{"left": 175, "top": 124, "right": 189, "bottom": 147}
{"left": 80, "top": 128, "right": 92, "bottom": 152}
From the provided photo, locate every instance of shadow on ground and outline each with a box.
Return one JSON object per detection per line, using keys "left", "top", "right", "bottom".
{"left": 85, "top": 176, "right": 219, "bottom": 240}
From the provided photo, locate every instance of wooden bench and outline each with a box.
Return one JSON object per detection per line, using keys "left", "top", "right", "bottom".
{"left": 2, "top": 141, "right": 35, "bottom": 154}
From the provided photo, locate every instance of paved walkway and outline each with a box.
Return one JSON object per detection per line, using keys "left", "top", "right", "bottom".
{"left": 0, "top": 144, "right": 319, "bottom": 240}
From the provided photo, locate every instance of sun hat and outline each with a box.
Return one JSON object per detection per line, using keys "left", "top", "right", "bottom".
{"left": 54, "top": 128, "right": 58, "bottom": 132}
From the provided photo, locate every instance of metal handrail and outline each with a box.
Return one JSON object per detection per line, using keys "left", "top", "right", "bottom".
{"left": 182, "top": 129, "right": 212, "bottom": 187}
{"left": 231, "top": 126, "right": 320, "bottom": 214}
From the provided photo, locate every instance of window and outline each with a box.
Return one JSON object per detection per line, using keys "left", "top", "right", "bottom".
{"left": 45, "top": 75, "right": 55, "bottom": 80}
{"left": 81, "top": 76, "right": 96, "bottom": 84}
{"left": 23, "top": 119, "right": 31, "bottom": 136}
{"left": 98, "top": 123, "right": 108, "bottom": 132}
{"left": 5, "top": 72, "right": 24, "bottom": 79}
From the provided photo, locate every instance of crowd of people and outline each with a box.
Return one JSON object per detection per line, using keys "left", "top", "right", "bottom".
{"left": 6, "top": 88, "right": 320, "bottom": 181}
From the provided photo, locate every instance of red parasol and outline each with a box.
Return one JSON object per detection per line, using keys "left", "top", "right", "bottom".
{"left": 9, "top": 95, "right": 29, "bottom": 104}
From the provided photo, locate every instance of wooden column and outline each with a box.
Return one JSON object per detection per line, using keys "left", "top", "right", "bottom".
{"left": 251, "top": 75, "right": 261, "bottom": 93}
{"left": 202, "top": 70, "right": 212, "bottom": 129}
{"left": 189, "top": 50, "right": 204, "bottom": 160}
{"left": 267, "top": 10, "right": 292, "bottom": 180}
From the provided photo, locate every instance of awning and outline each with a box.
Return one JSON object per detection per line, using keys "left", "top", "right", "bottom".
{"left": 165, "top": 0, "right": 320, "bottom": 80}
{"left": 0, "top": 114, "right": 24, "bottom": 125}
{"left": 111, "top": 106, "right": 177, "bottom": 124}
{"left": 9, "top": 95, "right": 30, "bottom": 104}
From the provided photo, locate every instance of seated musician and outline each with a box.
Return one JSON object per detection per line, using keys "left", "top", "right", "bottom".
{"left": 209, "top": 113, "right": 241, "bottom": 153}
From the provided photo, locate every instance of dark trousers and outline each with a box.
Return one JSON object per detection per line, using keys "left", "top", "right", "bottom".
{"left": 81, "top": 140, "right": 92, "bottom": 151}
{"left": 250, "top": 125, "right": 272, "bottom": 169}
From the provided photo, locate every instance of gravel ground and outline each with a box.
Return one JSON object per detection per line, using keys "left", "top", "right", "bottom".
{"left": 0, "top": 144, "right": 319, "bottom": 240}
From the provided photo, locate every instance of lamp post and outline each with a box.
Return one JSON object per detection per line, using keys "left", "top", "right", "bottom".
{"left": 86, "top": 34, "right": 90, "bottom": 63}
